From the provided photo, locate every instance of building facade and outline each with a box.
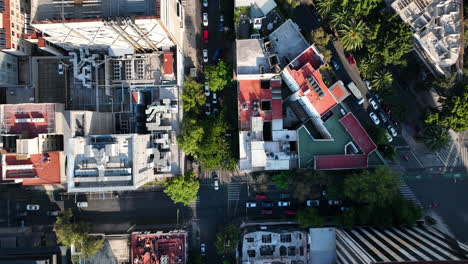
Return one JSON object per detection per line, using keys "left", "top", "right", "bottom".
{"left": 0, "top": 0, "right": 36, "bottom": 55}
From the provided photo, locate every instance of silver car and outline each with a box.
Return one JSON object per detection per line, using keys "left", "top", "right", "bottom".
{"left": 369, "top": 112, "right": 380, "bottom": 125}
{"left": 203, "top": 13, "right": 208, "bottom": 26}
{"left": 26, "top": 204, "right": 40, "bottom": 211}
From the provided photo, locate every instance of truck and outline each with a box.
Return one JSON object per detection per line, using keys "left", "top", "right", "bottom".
{"left": 347, "top": 81, "right": 364, "bottom": 105}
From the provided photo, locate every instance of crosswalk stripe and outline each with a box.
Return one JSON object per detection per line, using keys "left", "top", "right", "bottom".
{"left": 399, "top": 180, "right": 422, "bottom": 206}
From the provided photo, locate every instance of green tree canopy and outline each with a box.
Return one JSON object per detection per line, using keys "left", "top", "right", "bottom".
{"left": 163, "top": 171, "right": 200, "bottom": 205}
{"left": 421, "top": 125, "right": 451, "bottom": 151}
{"left": 215, "top": 224, "right": 240, "bottom": 255}
{"left": 272, "top": 171, "right": 290, "bottom": 189}
{"left": 296, "top": 208, "right": 323, "bottom": 228}
{"left": 54, "top": 209, "right": 104, "bottom": 260}
{"left": 371, "top": 70, "right": 393, "bottom": 91}
{"left": 341, "top": 0, "right": 382, "bottom": 17}
{"left": 290, "top": 170, "right": 330, "bottom": 202}
{"left": 338, "top": 19, "right": 367, "bottom": 50}
{"left": 316, "top": 0, "right": 338, "bottom": 17}
{"left": 182, "top": 76, "right": 206, "bottom": 114}
{"left": 425, "top": 92, "right": 468, "bottom": 132}
{"left": 205, "top": 61, "right": 232, "bottom": 92}
{"left": 178, "top": 117, "right": 205, "bottom": 156}
{"left": 310, "top": 28, "right": 332, "bottom": 61}
{"left": 343, "top": 167, "right": 400, "bottom": 207}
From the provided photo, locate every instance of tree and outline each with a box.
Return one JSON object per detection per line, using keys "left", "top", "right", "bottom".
{"left": 367, "top": 126, "right": 388, "bottom": 145}
{"left": 341, "top": 0, "right": 383, "bottom": 17}
{"left": 296, "top": 208, "right": 323, "bottom": 228}
{"left": 316, "top": 0, "right": 338, "bottom": 17}
{"left": 285, "top": 0, "right": 300, "bottom": 8}
{"left": 378, "top": 144, "right": 397, "bottom": 160}
{"left": 329, "top": 8, "right": 352, "bottom": 29}
{"left": 182, "top": 76, "right": 206, "bottom": 114}
{"left": 215, "top": 224, "right": 240, "bottom": 255}
{"left": 338, "top": 19, "right": 367, "bottom": 50}
{"left": 178, "top": 116, "right": 205, "bottom": 156}
{"left": 205, "top": 61, "right": 232, "bottom": 92}
{"left": 421, "top": 125, "right": 451, "bottom": 151}
{"left": 54, "top": 209, "right": 104, "bottom": 260}
{"left": 343, "top": 167, "right": 400, "bottom": 207}
{"left": 272, "top": 171, "right": 290, "bottom": 189}
{"left": 310, "top": 28, "right": 332, "bottom": 61}
{"left": 163, "top": 171, "right": 200, "bottom": 205}
{"left": 425, "top": 92, "right": 468, "bottom": 132}
{"left": 391, "top": 195, "right": 422, "bottom": 226}
{"left": 290, "top": 170, "right": 330, "bottom": 202}
{"left": 336, "top": 209, "right": 357, "bottom": 227}
{"left": 359, "top": 54, "right": 382, "bottom": 79}
{"left": 371, "top": 70, "right": 393, "bottom": 91}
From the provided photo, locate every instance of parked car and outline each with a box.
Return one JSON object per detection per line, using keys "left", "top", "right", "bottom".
{"left": 202, "top": 13, "right": 208, "bottom": 26}
{"left": 388, "top": 125, "right": 397, "bottom": 137}
{"left": 204, "top": 82, "right": 210, "bottom": 96}
{"left": 261, "top": 201, "right": 274, "bottom": 208}
{"left": 278, "top": 201, "right": 290, "bottom": 207}
{"left": 201, "top": 243, "right": 206, "bottom": 256}
{"left": 345, "top": 52, "right": 355, "bottom": 65}
{"left": 374, "top": 93, "right": 383, "bottom": 103}
{"left": 213, "top": 179, "right": 219, "bottom": 190}
{"left": 26, "top": 204, "right": 39, "bottom": 211}
{"left": 203, "top": 30, "right": 209, "bottom": 43}
{"left": 306, "top": 200, "right": 320, "bottom": 207}
{"left": 328, "top": 200, "right": 342, "bottom": 205}
{"left": 368, "top": 98, "right": 378, "bottom": 110}
{"left": 18, "top": 212, "right": 27, "bottom": 217}
{"left": 340, "top": 207, "right": 350, "bottom": 212}
{"left": 364, "top": 79, "right": 372, "bottom": 90}
{"left": 202, "top": 0, "right": 208, "bottom": 7}
{"left": 212, "top": 48, "right": 222, "bottom": 62}
{"left": 203, "top": 49, "right": 208, "bottom": 63}
{"left": 261, "top": 210, "right": 273, "bottom": 215}
{"left": 255, "top": 193, "right": 267, "bottom": 200}
{"left": 385, "top": 131, "right": 393, "bottom": 142}
{"left": 58, "top": 63, "right": 65, "bottom": 75}
{"left": 205, "top": 103, "right": 211, "bottom": 115}
{"left": 331, "top": 60, "right": 340, "bottom": 71}
{"left": 77, "top": 202, "right": 88, "bottom": 208}
{"left": 283, "top": 209, "right": 297, "bottom": 215}
{"left": 219, "top": 15, "right": 224, "bottom": 31}
{"left": 378, "top": 111, "right": 388, "bottom": 123}
{"left": 246, "top": 202, "right": 257, "bottom": 208}
{"left": 212, "top": 93, "right": 217, "bottom": 104}
{"left": 369, "top": 112, "right": 380, "bottom": 125}
{"left": 46, "top": 211, "right": 60, "bottom": 216}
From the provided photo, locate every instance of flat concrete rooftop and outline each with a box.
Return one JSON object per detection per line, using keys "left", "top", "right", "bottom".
{"left": 236, "top": 39, "right": 271, "bottom": 75}
{"left": 268, "top": 19, "right": 309, "bottom": 68}
{"left": 32, "top": 0, "right": 159, "bottom": 21}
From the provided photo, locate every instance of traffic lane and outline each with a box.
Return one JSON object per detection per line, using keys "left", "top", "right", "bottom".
{"left": 205, "top": 0, "right": 223, "bottom": 60}
{"left": 14, "top": 199, "right": 61, "bottom": 226}
{"left": 408, "top": 178, "right": 468, "bottom": 243}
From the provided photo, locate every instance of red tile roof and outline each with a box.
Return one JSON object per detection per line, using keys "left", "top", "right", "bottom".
{"left": 290, "top": 46, "right": 323, "bottom": 71}
{"left": 329, "top": 82, "right": 349, "bottom": 102}
{"left": 314, "top": 113, "right": 377, "bottom": 170}
{"left": 2, "top": 152, "right": 61, "bottom": 185}
{"left": 2, "top": 104, "right": 56, "bottom": 139}
{"left": 163, "top": 52, "right": 173, "bottom": 75}
{"left": 131, "top": 233, "right": 186, "bottom": 264}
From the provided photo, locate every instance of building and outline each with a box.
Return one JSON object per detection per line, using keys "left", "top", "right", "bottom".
{"left": 0, "top": 0, "right": 37, "bottom": 55}
{"left": 309, "top": 228, "right": 336, "bottom": 264}
{"left": 235, "top": 0, "right": 277, "bottom": 19}
{"left": 30, "top": 0, "right": 184, "bottom": 53}
{"left": 236, "top": 39, "right": 281, "bottom": 80}
{"left": 131, "top": 231, "right": 186, "bottom": 264}
{"left": 281, "top": 45, "right": 382, "bottom": 170}
{"left": 0, "top": 103, "right": 65, "bottom": 185}
{"left": 390, "top": 0, "right": 462, "bottom": 76}
{"left": 66, "top": 134, "right": 153, "bottom": 192}
{"left": 337, "top": 225, "right": 468, "bottom": 263}
{"left": 240, "top": 223, "right": 309, "bottom": 264}
{"left": 0, "top": 51, "right": 18, "bottom": 86}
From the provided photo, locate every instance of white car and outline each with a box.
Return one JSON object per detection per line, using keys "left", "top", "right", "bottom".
{"left": 388, "top": 125, "right": 397, "bottom": 137}
{"left": 201, "top": 243, "right": 206, "bottom": 256}
{"left": 369, "top": 112, "right": 380, "bottom": 125}
{"left": 203, "top": 13, "right": 208, "bottom": 26}
{"left": 278, "top": 201, "right": 290, "bottom": 207}
{"left": 205, "top": 103, "right": 211, "bottom": 115}
{"left": 306, "top": 200, "right": 319, "bottom": 207}
{"left": 77, "top": 202, "right": 88, "bottom": 208}
{"left": 246, "top": 202, "right": 257, "bottom": 208}
{"left": 368, "top": 98, "right": 378, "bottom": 110}
{"left": 212, "top": 93, "right": 217, "bottom": 104}
{"left": 203, "top": 49, "right": 208, "bottom": 63}
{"left": 385, "top": 131, "right": 393, "bottom": 142}
{"left": 204, "top": 82, "right": 210, "bottom": 97}
{"left": 214, "top": 179, "right": 219, "bottom": 190}
{"left": 26, "top": 204, "right": 40, "bottom": 211}
{"left": 203, "top": 0, "right": 208, "bottom": 7}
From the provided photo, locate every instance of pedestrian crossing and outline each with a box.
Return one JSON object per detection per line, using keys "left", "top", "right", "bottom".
{"left": 399, "top": 179, "right": 422, "bottom": 207}
{"left": 397, "top": 150, "right": 423, "bottom": 170}
{"left": 227, "top": 183, "right": 241, "bottom": 201}
{"left": 437, "top": 141, "right": 467, "bottom": 168}
{"left": 189, "top": 196, "right": 200, "bottom": 206}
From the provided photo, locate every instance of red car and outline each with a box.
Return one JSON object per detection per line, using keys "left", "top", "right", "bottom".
{"left": 203, "top": 30, "right": 209, "bottom": 43}
{"left": 255, "top": 193, "right": 267, "bottom": 200}
{"left": 283, "top": 210, "right": 297, "bottom": 215}
{"left": 345, "top": 52, "right": 355, "bottom": 65}
{"left": 261, "top": 210, "right": 273, "bottom": 215}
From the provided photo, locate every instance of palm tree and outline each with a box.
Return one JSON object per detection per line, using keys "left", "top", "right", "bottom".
{"left": 316, "top": 0, "right": 337, "bottom": 17}
{"left": 338, "top": 18, "right": 367, "bottom": 50}
{"left": 371, "top": 70, "right": 393, "bottom": 90}
{"left": 422, "top": 125, "right": 451, "bottom": 151}
{"left": 330, "top": 8, "right": 352, "bottom": 29}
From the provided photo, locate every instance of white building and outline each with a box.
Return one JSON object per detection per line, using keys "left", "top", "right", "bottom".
{"left": 0, "top": 51, "right": 18, "bottom": 85}
{"left": 390, "top": 0, "right": 462, "bottom": 76}
{"left": 30, "top": 0, "right": 184, "bottom": 53}
{"left": 66, "top": 134, "right": 154, "bottom": 192}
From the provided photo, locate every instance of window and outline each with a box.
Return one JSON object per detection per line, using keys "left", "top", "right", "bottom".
{"left": 261, "top": 234, "right": 271, "bottom": 243}
{"left": 11, "top": 31, "right": 15, "bottom": 36}
{"left": 261, "top": 100, "right": 271, "bottom": 110}
{"left": 176, "top": 2, "right": 180, "bottom": 16}
{"left": 288, "top": 246, "right": 296, "bottom": 256}
{"left": 279, "top": 246, "right": 287, "bottom": 256}
{"left": 247, "top": 250, "right": 255, "bottom": 257}
{"left": 245, "top": 237, "right": 254, "bottom": 242}
{"left": 280, "top": 234, "right": 292, "bottom": 243}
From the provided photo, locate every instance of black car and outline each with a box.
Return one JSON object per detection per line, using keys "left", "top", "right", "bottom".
{"left": 261, "top": 201, "right": 274, "bottom": 208}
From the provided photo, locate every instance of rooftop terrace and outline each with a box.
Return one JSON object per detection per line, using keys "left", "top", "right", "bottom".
{"left": 268, "top": 19, "right": 309, "bottom": 68}
{"left": 131, "top": 232, "right": 186, "bottom": 264}
{"left": 1, "top": 152, "right": 61, "bottom": 185}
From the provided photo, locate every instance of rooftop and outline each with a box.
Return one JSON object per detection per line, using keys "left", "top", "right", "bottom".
{"left": 1, "top": 152, "right": 61, "bottom": 185}
{"left": 131, "top": 231, "right": 186, "bottom": 264}
{"left": 31, "top": 0, "right": 160, "bottom": 22}
{"left": 268, "top": 19, "right": 310, "bottom": 68}
{"left": 235, "top": 0, "right": 277, "bottom": 16}
{"left": 236, "top": 39, "right": 278, "bottom": 75}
